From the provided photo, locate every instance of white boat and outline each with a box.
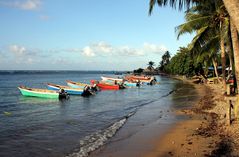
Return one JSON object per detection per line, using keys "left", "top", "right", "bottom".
{"left": 101, "top": 76, "right": 123, "bottom": 82}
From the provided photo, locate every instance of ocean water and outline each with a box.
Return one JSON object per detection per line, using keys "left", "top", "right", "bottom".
{"left": 0, "top": 71, "right": 197, "bottom": 157}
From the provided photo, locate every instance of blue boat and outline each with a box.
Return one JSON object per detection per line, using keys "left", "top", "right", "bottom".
{"left": 124, "top": 81, "right": 140, "bottom": 87}
{"left": 66, "top": 80, "right": 89, "bottom": 88}
{"left": 47, "top": 83, "right": 92, "bottom": 95}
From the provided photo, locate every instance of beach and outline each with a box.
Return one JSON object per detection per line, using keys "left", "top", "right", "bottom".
{"left": 90, "top": 78, "right": 239, "bottom": 157}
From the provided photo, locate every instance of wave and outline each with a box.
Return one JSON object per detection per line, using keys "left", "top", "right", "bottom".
{"left": 66, "top": 111, "right": 135, "bottom": 157}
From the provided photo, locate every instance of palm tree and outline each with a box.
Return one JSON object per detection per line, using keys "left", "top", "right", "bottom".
{"left": 149, "top": 0, "right": 239, "bottom": 92}
{"left": 175, "top": 0, "right": 228, "bottom": 87}
{"left": 223, "top": 0, "right": 239, "bottom": 32}
{"left": 149, "top": 0, "right": 239, "bottom": 32}
{"left": 230, "top": 18, "right": 239, "bottom": 93}
{"left": 147, "top": 61, "right": 155, "bottom": 71}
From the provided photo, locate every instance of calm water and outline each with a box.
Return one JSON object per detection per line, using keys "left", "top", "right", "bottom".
{"left": 0, "top": 71, "right": 197, "bottom": 157}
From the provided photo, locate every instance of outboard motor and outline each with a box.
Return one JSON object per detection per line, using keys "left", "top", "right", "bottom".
{"left": 91, "top": 84, "right": 98, "bottom": 92}
{"left": 59, "top": 89, "right": 69, "bottom": 99}
{"left": 119, "top": 82, "right": 126, "bottom": 89}
{"left": 82, "top": 85, "right": 95, "bottom": 97}
{"left": 136, "top": 80, "right": 141, "bottom": 87}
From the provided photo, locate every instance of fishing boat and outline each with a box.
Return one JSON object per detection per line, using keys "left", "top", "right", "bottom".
{"left": 18, "top": 86, "right": 68, "bottom": 99}
{"left": 90, "top": 80, "right": 120, "bottom": 90}
{"left": 66, "top": 80, "right": 90, "bottom": 88}
{"left": 124, "top": 81, "right": 140, "bottom": 87}
{"left": 101, "top": 78, "right": 139, "bottom": 87}
{"left": 66, "top": 80, "right": 99, "bottom": 92}
{"left": 125, "top": 75, "right": 156, "bottom": 84}
{"left": 101, "top": 76, "right": 123, "bottom": 82}
{"left": 47, "top": 83, "right": 93, "bottom": 96}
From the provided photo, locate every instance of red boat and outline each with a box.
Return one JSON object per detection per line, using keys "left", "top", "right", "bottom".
{"left": 90, "top": 80, "right": 120, "bottom": 90}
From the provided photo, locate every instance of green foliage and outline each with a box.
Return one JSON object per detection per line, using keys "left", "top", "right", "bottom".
{"left": 133, "top": 68, "right": 144, "bottom": 74}
{"left": 159, "top": 51, "right": 171, "bottom": 72}
{"left": 147, "top": 61, "right": 155, "bottom": 71}
{"left": 165, "top": 47, "right": 202, "bottom": 76}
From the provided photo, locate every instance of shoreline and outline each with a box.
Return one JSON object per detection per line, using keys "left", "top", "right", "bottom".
{"left": 90, "top": 76, "right": 239, "bottom": 157}
{"left": 88, "top": 77, "right": 207, "bottom": 157}
{"left": 145, "top": 77, "right": 239, "bottom": 157}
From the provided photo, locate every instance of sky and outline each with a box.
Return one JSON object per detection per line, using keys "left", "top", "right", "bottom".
{"left": 0, "top": 0, "right": 193, "bottom": 71}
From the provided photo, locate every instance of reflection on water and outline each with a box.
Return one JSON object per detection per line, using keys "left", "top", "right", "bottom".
{"left": 18, "top": 97, "right": 61, "bottom": 105}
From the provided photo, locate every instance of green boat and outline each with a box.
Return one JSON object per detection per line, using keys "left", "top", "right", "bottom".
{"left": 18, "top": 86, "right": 64, "bottom": 99}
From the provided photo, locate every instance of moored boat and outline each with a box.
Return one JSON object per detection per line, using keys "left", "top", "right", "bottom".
{"left": 91, "top": 80, "right": 120, "bottom": 90}
{"left": 124, "top": 81, "right": 140, "bottom": 87}
{"left": 101, "top": 76, "right": 123, "bottom": 82}
{"left": 47, "top": 83, "right": 93, "bottom": 96}
{"left": 18, "top": 86, "right": 68, "bottom": 99}
{"left": 66, "top": 80, "right": 90, "bottom": 88}
{"left": 125, "top": 75, "right": 156, "bottom": 84}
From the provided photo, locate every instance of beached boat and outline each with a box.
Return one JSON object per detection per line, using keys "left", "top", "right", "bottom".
{"left": 18, "top": 86, "right": 68, "bottom": 99}
{"left": 90, "top": 80, "right": 120, "bottom": 90}
{"left": 101, "top": 76, "right": 123, "bottom": 82}
{"left": 47, "top": 83, "right": 93, "bottom": 96}
{"left": 66, "top": 80, "right": 90, "bottom": 88}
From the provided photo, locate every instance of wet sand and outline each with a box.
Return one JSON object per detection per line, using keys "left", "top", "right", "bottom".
{"left": 90, "top": 78, "right": 239, "bottom": 157}
{"left": 145, "top": 80, "right": 239, "bottom": 157}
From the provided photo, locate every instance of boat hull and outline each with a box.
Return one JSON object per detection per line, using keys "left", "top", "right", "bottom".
{"left": 124, "top": 81, "right": 139, "bottom": 87}
{"left": 47, "top": 84, "right": 84, "bottom": 95}
{"left": 18, "top": 87, "right": 59, "bottom": 99}
{"left": 101, "top": 76, "right": 123, "bottom": 82}
{"left": 66, "top": 80, "right": 89, "bottom": 88}
{"left": 91, "top": 80, "right": 119, "bottom": 90}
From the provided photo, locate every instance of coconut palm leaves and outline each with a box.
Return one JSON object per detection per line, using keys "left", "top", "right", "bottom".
{"left": 149, "top": 0, "right": 239, "bottom": 33}
{"left": 175, "top": 0, "right": 229, "bottom": 87}
{"left": 149, "top": 0, "right": 195, "bottom": 14}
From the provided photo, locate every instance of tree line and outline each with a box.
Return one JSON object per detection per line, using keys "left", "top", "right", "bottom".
{"left": 149, "top": 0, "right": 239, "bottom": 93}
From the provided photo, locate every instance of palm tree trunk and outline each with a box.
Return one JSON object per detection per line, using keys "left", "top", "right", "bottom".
{"left": 226, "top": 46, "right": 233, "bottom": 81}
{"left": 220, "top": 24, "right": 226, "bottom": 90}
{"left": 212, "top": 58, "right": 219, "bottom": 81}
{"left": 223, "top": 0, "right": 239, "bottom": 32}
{"left": 230, "top": 19, "right": 239, "bottom": 93}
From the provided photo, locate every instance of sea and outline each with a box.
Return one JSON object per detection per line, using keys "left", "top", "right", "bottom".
{"left": 0, "top": 71, "right": 198, "bottom": 157}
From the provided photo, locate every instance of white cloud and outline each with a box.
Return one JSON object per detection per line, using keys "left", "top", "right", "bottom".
{"left": 92, "top": 42, "right": 113, "bottom": 54}
{"left": 79, "top": 41, "right": 167, "bottom": 57}
{"left": 9, "top": 45, "right": 27, "bottom": 56}
{"left": 143, "top": 42, "right": 168, "bottom": 54}
{"left": 7, "top": 44, "right": 44, "bottom": 64}
{"left": 0, "top": 0, "right": 41, "bottom": 10}
{"left": 82, "top": 46, "right": 96, "bottom": 57}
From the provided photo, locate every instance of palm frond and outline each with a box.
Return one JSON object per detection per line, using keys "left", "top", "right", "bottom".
{"left": 149, "top": 0, "right": 196, "bottom": 15}
{"left": 176, "top": 15, "right": 211, "bottom": 39}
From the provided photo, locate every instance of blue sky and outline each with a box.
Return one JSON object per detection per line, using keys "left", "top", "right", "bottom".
{"left": 0, "top": 0, "right": 192, "bottom": 70}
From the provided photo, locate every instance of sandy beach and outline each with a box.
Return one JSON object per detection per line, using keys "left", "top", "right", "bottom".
{"left": 145, "top": 80, "right": 239, "bottom": 157}
{"left": 90, "top": 78, "right": 239, "bottom": 157}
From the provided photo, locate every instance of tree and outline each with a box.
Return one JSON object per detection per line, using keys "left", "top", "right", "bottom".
{"left": 148, "top": 0, "right": 239, "bottom": 92}
{"left": 230, "top": 19, "right": 239, "bottom": 93}
{"left": 175, "top": 0, "right": 229, "bottom": 88}
{"left": 133, "top": 68, "right": 144, "bottom": 74}
{"left": 166, "top": 47, "right": 202, "bottom": 76}
{"left": 149, "top": 0, "right": 239, "bottom": 33}
{"left": 147, "top": 61, "right": 155, "bottom": 71}
{"left": 159, "top": 51, "right": 171, "bottom": 72}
